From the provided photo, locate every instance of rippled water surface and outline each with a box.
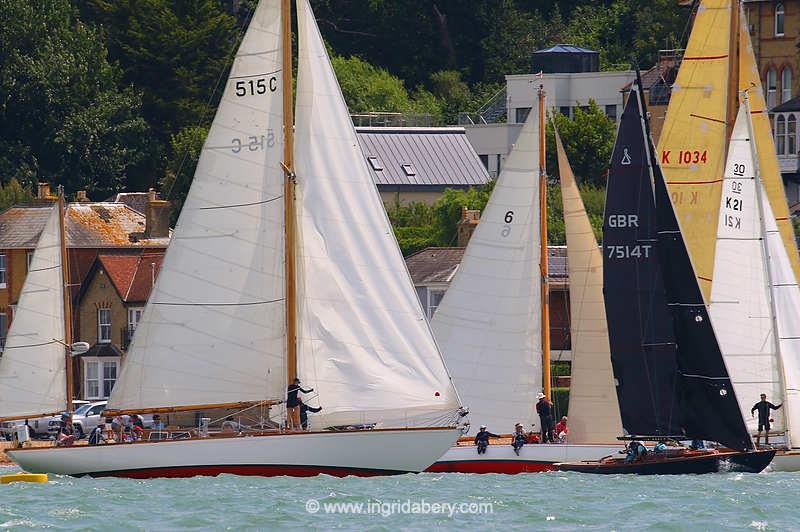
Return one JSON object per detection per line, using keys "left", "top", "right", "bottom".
{"left": 1, "top": 465, "right": 798, "bottom": 530}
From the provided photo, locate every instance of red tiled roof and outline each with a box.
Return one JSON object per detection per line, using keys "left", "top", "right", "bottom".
{"left": 97, "top": 252, "right": 164, "bottom": 303}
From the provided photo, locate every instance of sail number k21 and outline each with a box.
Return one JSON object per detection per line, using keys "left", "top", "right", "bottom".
{"left": 234, "top": 76, "right": 277, "bottom": 97}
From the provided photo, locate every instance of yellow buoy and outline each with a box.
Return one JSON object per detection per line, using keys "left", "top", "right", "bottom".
{"left": 1, "top": 473, "right": 48, "bottom": 484}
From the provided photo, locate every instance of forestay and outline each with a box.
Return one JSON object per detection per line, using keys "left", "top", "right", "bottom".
{"left": 710, "top": 104, "right": 785, "bottom": 438}
{"left": 430, "top": 107, "right": 541, "bottom": 433}
{"left": 293, "top": 0, "right": 460, "bottom": 429}
{"left": 0, "top": 205, "right": 66, "bottom": 419}
{"left": 108, "top": 0, "right": 287, "bottom": 412}
{"left": 555, "top": 130, "right": 621, "bottom": 443}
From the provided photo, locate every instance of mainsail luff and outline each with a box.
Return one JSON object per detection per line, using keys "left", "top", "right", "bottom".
{"left": 293, "top": 0, "right": 460, "bottom": 429}
{"left": 107, "top": 0, "right": 287, "bottom": 412}
{"left": 710, "top": 99, "right": 787, "bottom": 438}
{"left": 57, "top": 191, "right": 74, "bottom": 413}
{"left": 555, "top": 129, "right": 622, "bottom": 443}
{"left": 431, "top": 106, "right": 542, "bottom": 433}
{"left": 0, "top": 204, "right": 68, "bottom": 420}
{"left": 538, "top": 86, "right": 551, "bottom": 401}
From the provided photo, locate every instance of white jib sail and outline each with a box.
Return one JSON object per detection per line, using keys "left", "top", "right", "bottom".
{"left": 0, "top": 204, "right": 66, "bottom": 418}
{"left": 431, "top": 109, "right": 541, "bottom": 434}
{"left": 710, "top": 104, "right": 785, "bottom": 437}
{"left": 555, "top": 130, "right": 622, "bottom": 443}
{"left": 108, "top": 0, "right": 286, "bottom": 411}
{"left": 760, "top": 177, "right": 800, "bottom": 448}
{"left": 293, "top": 0, "right": 460, "bottom": 429}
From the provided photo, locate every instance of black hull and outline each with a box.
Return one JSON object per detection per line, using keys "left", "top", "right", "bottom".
{"left": 556, "top": 449, "right": 775, "bottom": 475}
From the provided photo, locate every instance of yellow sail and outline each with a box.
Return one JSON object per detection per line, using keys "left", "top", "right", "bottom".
{"left": 555, "top": 130, "right": 621, "bottom": 444}
{"left": 657, "top": 0, "right": 731, "bottom": 299}
{"left": 659, "top": 0, "right": 800, "bottom": 298}
{"left": 739, "top": 20, "right": 800, "bottom": 282}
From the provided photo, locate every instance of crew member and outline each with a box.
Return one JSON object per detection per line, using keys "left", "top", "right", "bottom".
{"left": 473, "top": 425, "right": 499, "bottom": 455}
{"left": 752, "top": 393, "right": 783, "bottom": 446}
{"left": 286, "top": 378, "right": 313, "bottom": 430}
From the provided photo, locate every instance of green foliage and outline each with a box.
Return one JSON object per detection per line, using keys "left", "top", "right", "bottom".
{"left": 0, "top": 178, "right": 34, "bottom": 212}
{"left": 0, "top": 0, "right": 152, "bottom": 196}
{"left": 432, "top": 181, "right": 496, "bottom": 246}
{"left": 552, "top": 387, "right": 570, "bottom": 418}
{"left": 161, "top": 125, "right": 208, "bottom": 221}
{"left": 551, "top": 362, "right": 571, "bottom": 378}
{"left": 547, "top": 101, "right": 616, "bottom": 187}
{"left": 547, "top": 182, "right": 606, "bottom": 245}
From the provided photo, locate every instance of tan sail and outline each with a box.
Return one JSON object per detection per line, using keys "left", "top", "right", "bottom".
{"left": 659, "top": 0, "right": 800, "bottom": 299}
{"left": 554, "top": 130, "right": 621, "bottom": 443}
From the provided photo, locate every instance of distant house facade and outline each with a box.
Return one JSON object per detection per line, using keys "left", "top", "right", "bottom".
{"left": 0, "top": 185, "right": 170, "bottom": 400}
{"left": 356, "top": 126, "right": 491, "bottom": 205}
{"left": 405, "top": 245, "right": 573, "bottom": 361}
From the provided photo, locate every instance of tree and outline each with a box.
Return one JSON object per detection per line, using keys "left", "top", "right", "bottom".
{"left": 0, "top": 0, "right": 152, "bottom": 196}
{"left": 0, "top": 178, "right": 34, "bottom": 212}
{"left": 161, "top": 125, "right": 208, "bottom": 222}
{"left": 546, "top": 101, "right": 616, "bottom": 187}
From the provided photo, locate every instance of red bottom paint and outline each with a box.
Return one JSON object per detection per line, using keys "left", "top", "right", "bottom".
{"left": 425, "top": 460, "right": 557, "bottom": 474}
{"left": 82, "top": 465, "right": 406, "bottom": 479}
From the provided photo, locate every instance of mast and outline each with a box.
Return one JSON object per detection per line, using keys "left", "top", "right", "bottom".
{"left": 725, "top": 0, "right": 740, "bottom": 149}
{"left": 538, "top": 85, "right": 551, "bottom": 400}
{"left": 745, "top": 90, "right": 791, "bottom": 446}
{"left": 57, "top": 187, "right": 74, "bottom": 412}
{"left": 282, "top": 0, "right": 297, "bottom": 384}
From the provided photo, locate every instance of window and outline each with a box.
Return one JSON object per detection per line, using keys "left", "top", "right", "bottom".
{"left": 790, "top": 114, "right": 797, "bottom": 155}
{"left": 776, "top": 3, "right": 785, "bottom": 36}
{"left": 367, "top": 156, "right": 383, "bottom": 171}
{"left": 777, "top": 114, "right": 787, "bottom": 154}
{"left": 515, "top": 107, "right": 532, "bottom": 124}
{"left": 27, "top": 251, "right": 33, "bottom": 270}
{"left": 98, "top": 308, "right": 111, "bottom": 343}
{"left": 559, "top": 106, "right": 570, "bottom": 117}
{"left": 400, "top": 163, "right": 417, "bottom": 177}
{"left": 767, "top": 68, "right": 778, "bottom": 108}
{"left": 0, "top": 313, "right": 6, "bottom": 352}
{"left": 128, "top": 307, "right": 143, "bottom": 332}
{"left": 0, "top": 254, "right": 6, "bottom": 288}
{"left": 428, "top": 290, "right": 445, "bottom": 318}
{"left": 478, "top": 154, "right": 489, "bottom": 170}
{"left": 83, "top": 358, "right": 119, "bottom": 399}
{"left": 782, "top": 68, "right": 793, "bottom": 103}
{"left": 605, "top": 104, "right": 617, "bottom": 122}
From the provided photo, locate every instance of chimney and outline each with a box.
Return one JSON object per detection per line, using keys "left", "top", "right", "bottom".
{"left": 456, "top": 207, "right": 481, "bottom": 247}
{"left": 37, "top": 182, "right": 51, "bottom": 200}
{"left": 145, "top": 196, "right": 170, "bottom": 239}
{"left": 76, "top": 190, "right": 89, "bottom": 202}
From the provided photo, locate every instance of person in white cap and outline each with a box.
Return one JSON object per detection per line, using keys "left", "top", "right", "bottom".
{"left": 536, "top": 392, "right": 554, "bottom": 443}
{"left": 473, "top": 424, "right": 499, "bottom": 455}
{"left": 511, "top": 422, "right": 526, "bottom": 455}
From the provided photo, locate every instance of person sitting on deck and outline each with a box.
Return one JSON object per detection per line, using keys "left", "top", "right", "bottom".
{"left": 221, "top": 416, "right": 239, "bottom": 434}
{"left": 298, "top": 397, "right": 322, "bottom": 430}
{"left": 752, "top": 393, "right": 783, "bottom": 446}
{"left": 511, "top": 423, "right": 527, "bottom": 456}
{"left": 624, "top": 441, "right": 647, "bottom": 463}
{"left": 88, "top": 424, "right": 107, "bottom": 445}
{"left": 474, "top": 425, "right": 499, "bottom": 454}
{"left": 554, "top": 416, "right": 568, "bottom": 443}
{"left": 56, "top": 413, "right": 76, "bottom": 447}
{"left": 129, "top": 414, "right": 145, "bottom": 440}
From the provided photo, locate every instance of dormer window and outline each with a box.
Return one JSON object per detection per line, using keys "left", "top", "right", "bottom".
{"left": 401, "top": 163, "right": 417, "bottom": 177}
{"left": 367, "top": 156, "right": 383, "bottom": 171}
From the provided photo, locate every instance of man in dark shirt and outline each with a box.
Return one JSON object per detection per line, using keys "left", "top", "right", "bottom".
{"left": 286, "top": 378, "right": 313, "bottom": 430}
{"left": 536, "top": 392, "right": 554, "bottom": 443}
{"left": 473, "top": 425, "right": 499, "bottom": 454}
{"left": 751, "top": 393, "right": 783, "bottom": 446}
{"left": 298, "top": 397, "right": 322, "bottom": 430}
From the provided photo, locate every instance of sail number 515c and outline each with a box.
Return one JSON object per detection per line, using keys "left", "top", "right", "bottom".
{"left": 234, "top": 76, "right": 278, "bottom": 97}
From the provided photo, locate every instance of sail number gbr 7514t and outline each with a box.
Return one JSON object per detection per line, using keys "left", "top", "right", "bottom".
{"left": 605, "top": 214, "right": 652, "bottom": 259}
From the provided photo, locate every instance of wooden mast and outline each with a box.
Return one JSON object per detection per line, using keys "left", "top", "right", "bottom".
{"left": 538, "top": 85, "right": 551, "bottom": 400}
{"left": 725, "top": 0, "right": 740, "bottom": 149}
{"left": 57, "top": 187, "right": 74, "bottom": 412}
{"left": 282, "top": 0, "right": 298, "bottom": 385}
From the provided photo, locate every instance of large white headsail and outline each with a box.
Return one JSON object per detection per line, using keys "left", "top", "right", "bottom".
{"left": 0, "top": 204, "right": 66, "bottom": 419}
{"left": 555, "top": 130, "right": 621, "bottom": 443}
{"left": 108, "top": 0, "right": 286, "bottom": 412}
{"left": 760, "top": 172, "right": 800, "bottom": 448}
{"left": 293, "top": 0, "right": 460, "bottom": 429}
{"left": 710, "top": 104, "right": 785, "bottom": 436}
{"left": 431, "top": 110, "right": 541, "bottom": 433}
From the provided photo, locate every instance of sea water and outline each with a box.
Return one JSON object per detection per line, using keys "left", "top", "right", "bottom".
{"left": 1, "top": 464, "right": 798, "bottom": 530}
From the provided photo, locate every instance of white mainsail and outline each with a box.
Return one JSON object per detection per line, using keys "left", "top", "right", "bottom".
{"left": 710, "top": 103, "right": 785, "bottom": 436}
{"left": 0, "top": 204, "right": 67, "bottom": 419}
{"left": 108, "top": 0, "right": 286, "bottom": 411}
{"left": 293, "top": 0, "right": 460, "bottom": 428}
{"left": 555, "top": 130, "right": 621, "bottom": 443}
{"left": 430, "top": 108, "right": 541, "bottom": 433}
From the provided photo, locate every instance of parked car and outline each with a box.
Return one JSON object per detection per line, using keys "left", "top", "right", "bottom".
{"left": 0, "top": 400, "right": 90, "bottom": 440}
{"left": 48, "top": 401, "right": 154, "bottom": 439}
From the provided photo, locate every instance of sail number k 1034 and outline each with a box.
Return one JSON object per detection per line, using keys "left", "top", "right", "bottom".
{"left": 660, "top": 150, "right": 708, "bottom": 165}
{"left": 234, "top": 76, "right": 278, "bottom": 97}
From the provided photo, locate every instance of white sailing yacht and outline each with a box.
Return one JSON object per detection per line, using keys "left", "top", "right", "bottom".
{"left": 6, "top": 0, "right": 462, "bottom": 478}
{"left": 709, "top": 92, "right": 800, "bottom": 471}
{"left": 427, "top": 90, "right": 621, "bottom": 474}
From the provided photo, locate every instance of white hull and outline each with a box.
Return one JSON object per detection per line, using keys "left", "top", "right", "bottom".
{"left": 7, "top": 428, "right": 459, "bottom": 478}
{"left": 427, "top": 442, "right": 622, "bottom": 474}
{"left": 769, "top": 449, "right": 800, "bottom": 472}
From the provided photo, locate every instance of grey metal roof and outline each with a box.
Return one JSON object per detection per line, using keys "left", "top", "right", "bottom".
{"left": 356, "top": 127, "right": 490, "bottom": 188}
{"left": 772, "top": 96, "right": 800, "bottom": 113}
{"left": 534, "top": 44, "right": 598, "bottom": 55}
